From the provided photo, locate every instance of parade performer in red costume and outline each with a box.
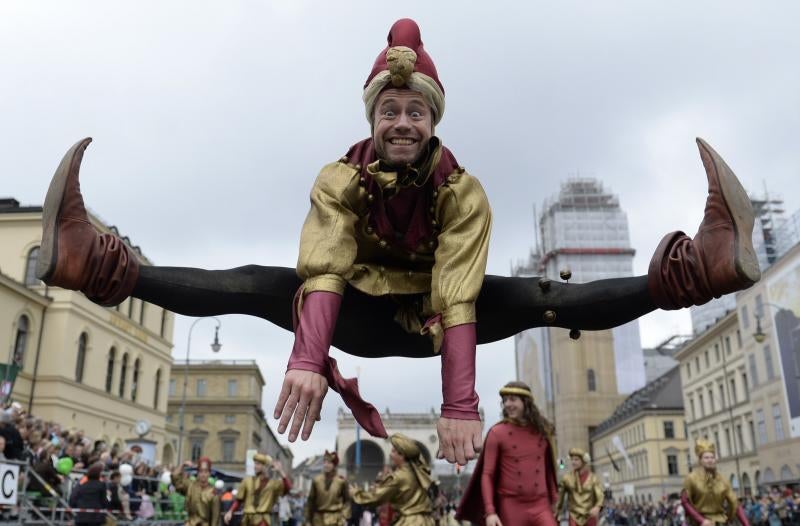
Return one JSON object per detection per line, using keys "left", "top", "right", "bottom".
{"left": 35, "top": 18, "right": 761, "bottom": 465}
{"left": 457, "top": 381, "right": 558, "bottom": 526}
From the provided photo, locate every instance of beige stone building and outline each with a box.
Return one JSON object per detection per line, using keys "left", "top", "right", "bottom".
{"left": 674, "top": 309, "right": 758, "bottom": 495}
{"left": 0, "top": 198, "right": 175, "bottom": 460}
{"left": 590, "top": 366, "right": 689, "bottom": 504}
{"left": 166, "top": 359, "right": 293, "bottom": 474}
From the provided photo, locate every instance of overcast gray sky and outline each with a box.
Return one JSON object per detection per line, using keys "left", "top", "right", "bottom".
{"left": 3, "top": 1, "right": 799, "bottom": 464}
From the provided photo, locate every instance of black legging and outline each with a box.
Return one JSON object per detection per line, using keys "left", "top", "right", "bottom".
{"left": 132, "top": 265, "right": 655, "bottom": 359}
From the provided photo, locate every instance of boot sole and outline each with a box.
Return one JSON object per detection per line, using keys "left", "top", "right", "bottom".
{"left": 696, "top": 138, "right": 761, "bottom": 285}
{"left": 36, "top": 138, "right": 93, "bottom": 282}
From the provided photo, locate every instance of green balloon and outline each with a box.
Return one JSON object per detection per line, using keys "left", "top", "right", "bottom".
{"left": 208, "top": 477, "right": 216, "bottom": 485}
{"left": 56, "top": 457, "right": 74, "bottom": 475}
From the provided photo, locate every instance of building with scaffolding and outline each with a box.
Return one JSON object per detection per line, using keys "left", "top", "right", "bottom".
{"left": 513, "top": 178, "right": 646, "bottom": 459}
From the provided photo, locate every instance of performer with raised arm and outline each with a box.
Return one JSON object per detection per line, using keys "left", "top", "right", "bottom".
{"left": 681, "top": 439, "right": 750, "bottom": 526}
{"left": 224, "top": 454, "right": 291, "bottom": 526}
{"left": 171, "top": 457, "right": 220, "bottom": 526}
{"left": 36, "top": 18, "right": 760, "bottom": 465}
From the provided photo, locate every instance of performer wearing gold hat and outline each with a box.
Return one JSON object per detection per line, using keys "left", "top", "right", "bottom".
{"left": 351, "top": 433, "right": 433, "bottom": 526}
{"left": 305, "top": 450, "right": 350, "bottom": 526}
{"left": 681, "top": 440, "right": 750, "bottom": 526}
{"left": 555, "top": 448, "right": 604, "bottom": 526}
{"left": 224, "top": 453, "right": 292, "bottom": 526}
{"left": 457, "top": 382, "right": 559, "bottom": 526}
{"left": 172, "top": 457, "right": 221, "bottom": 526}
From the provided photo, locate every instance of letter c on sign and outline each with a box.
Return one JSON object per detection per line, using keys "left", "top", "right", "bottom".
{"left": 1, "top": 469, "right": 15, "bottom": 499}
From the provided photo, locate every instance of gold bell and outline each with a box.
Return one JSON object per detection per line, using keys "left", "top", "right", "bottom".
{"left": 559, "top": 268, "right": 572, "bottom": 281}
{"left": 538, "top": 278, "right": 551, "bottom": 292}
{"left": 378, "top": 239, "right": 389, "bottom": 249}
{"left": 365, "top": 226, "right": 374, "bottom": 235}
{"left": 367, "top": 194, "right": 374, "bottom": 203}
{"left": 569, "top": 329, "right": 581, "bottom": 340}
{"left": 542, "top": 310, "right": 557, "bottom": 324}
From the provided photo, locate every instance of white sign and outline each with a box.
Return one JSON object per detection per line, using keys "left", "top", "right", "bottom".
{"left": 623, "top": 484, "right": 635, "bottom": 497}
{"left": 0, "top": 464, "right": 19, "bottom": 505}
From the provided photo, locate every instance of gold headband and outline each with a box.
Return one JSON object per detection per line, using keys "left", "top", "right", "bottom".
{"left": 499, "top": 386, "right": 533, "bottom": 399}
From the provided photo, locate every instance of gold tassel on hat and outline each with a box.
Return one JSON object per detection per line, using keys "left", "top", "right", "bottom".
{"left": 386, "top": 46, "right": 417, "bottom": 87}
{"left": 694, "top": 438, "right": 716, "bottom": 458}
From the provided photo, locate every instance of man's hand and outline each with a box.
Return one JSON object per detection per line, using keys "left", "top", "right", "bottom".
{"left": 223, "top": 510, "right": 233, "bottom": 524}
{"left": 436, "top": 417, "right": 482, "bottom": 465}
{"left": 701, "top": 520, "right": 713, "bottom": 526}
{"left": 486, "top": 513, "right": 503, "bottom": 526}
{"left": 590, "top": 506, "right": 601, "bottom": 518}
{"left": 273, "top": 369, "right": 328, "bottom": 441}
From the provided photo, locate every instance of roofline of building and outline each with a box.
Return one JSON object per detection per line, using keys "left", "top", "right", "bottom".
{"left": 589, "top": 405, "right": 685, "bottom": 440}
{"left": 674, "top": 309, "right": 738, "bottom": 360}
{"left": 0, "top": 271, "right": 52, "bottom": 307}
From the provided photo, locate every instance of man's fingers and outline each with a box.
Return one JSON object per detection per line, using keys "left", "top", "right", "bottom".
{"left": 302, "top": 394, "right": 324, "bottom": 440}
{"left": 463, "top": 436, "right": 476, "bottom": 462}
{"left": 288, "top": 392, "right": 311, "bottom": 441}
{"left": 273, "top": 379, "right": 292, "bottom": 419}
{"left": 277, "top": 391, "right": 299, "bottom": 434}
{"left": 454, "top": 439, "right": 467, "bottom": 466}
{"left": 472, "top": 428, "right": 483, "bottom": 453}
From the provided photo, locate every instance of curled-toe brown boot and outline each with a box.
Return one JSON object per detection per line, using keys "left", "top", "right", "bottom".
{"left": 36, "top": 138, "right": 140, "bottom": 306}
{"left": 648, "top": 138, "right": 761, "bottom": 310}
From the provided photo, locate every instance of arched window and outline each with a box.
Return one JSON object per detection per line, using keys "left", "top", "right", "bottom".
{"left": 154, "top": 369, "right": 162, "bottom": 409}
{"left": 105, "top": 348, "right": 116, "bottom": 393}
{"left": 75, "top": 332, "right": 88, "bottom": 383}
{"left": 587, "top": 368, "right": 597, "bottom": 392}
{"left": 119, "top": 353, "right": 129, "bottom": 398}
{"left": 24, "top": 247, "right": 40, "bottom": 286}
{"left": 131, "top": 358, "right": 141, "bottom": 402}
{"left": 13, "top": 315, "right": 30, "bottom": 367}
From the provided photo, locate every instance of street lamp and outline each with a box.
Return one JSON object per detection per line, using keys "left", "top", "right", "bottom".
{"left": 177, "top": 317, "right": 222, "bottom": 464}
{"left": 752, "top": 302, "right": 786, "bottom": 343}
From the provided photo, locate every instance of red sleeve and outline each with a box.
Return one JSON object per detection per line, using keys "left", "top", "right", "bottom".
{"left": 440, "top": 323, "right": 480, "bottom": 420}
{"left": 681, "top": 489, "right": 706, "bottom": 525}
{"left": 282, "top": 477, "right": 292, "bottom": 493}
{"left": 480, "top": 427, "right": 500, "bottom": 515}
{"left": 287, "top": 291, "right": 341, "bottom": 376}
{"left": 229, "top": 499, "right": 240, "bottom": 514}
{"left": 736, "top": 505, "right": 750, "bottom": 526}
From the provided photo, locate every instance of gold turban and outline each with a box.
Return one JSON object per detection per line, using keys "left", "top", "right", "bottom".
{"left": 390, "top": 433, "right": 432, "bottom": 490}
{"left": 499, "top": 383, "right": 533, "bottom": 399}
{"left": 569, "top": 447, "right": 591, "bottom": 464}
{"left": 695, "top": 438, "right": 716, "bottom": 458}
{"left": 253, "top": 453, "right": 272, "bottom": 466}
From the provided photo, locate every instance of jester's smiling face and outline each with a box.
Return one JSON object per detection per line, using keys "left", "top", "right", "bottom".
{"left": 372, "top": 88, "right": 433, "bottom": 167}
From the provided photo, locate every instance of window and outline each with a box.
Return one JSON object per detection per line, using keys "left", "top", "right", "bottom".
{"left": 119, "top": 353, "right": 128, "bottom": 398}
{"left": 139, "top": 301, "right": 146, "bottom": 325}
{"left": 749, "top": 355, "right": 759, "bottom": 387}
{"left": 13, "top": 315, "right": 29, "bottom": 367}
{"left": 131, "top": 358, "right": 141, "bottom": 402}
{"left": 105, "top": 347, "right": 116, "bottom": 393}
{"left": 75, "top": 332, "right": 88, "bottom": 383}
{"left": 736, "top": 330, "right": 742, "bottom": 349}
{"left": 154, "top": 369, "right": 162, "bottom": 409}
{"left": 699, "top": 393, "right": 705, "bottom": 417}
{"left": 742, "top": 372, "right": 749, "bottom": 398}
{"left": 719, "top": 384, "right": 726, "bottom": 409}
{"left": 667, "top": 454, "right": 679, "bottom": 476}
{"left": 695, "top": 356, "right": 700, "bottom": 373}
{"left": 741, "top": 306, "right": 750, "bottom": 329}
{"left": 725, "top": 336, "right": 732, "bottom": 356}
{"left": 725, "top": 428, "right": 732, "bottom": 456}
{"left": 127, "top": 298, "right": 135, "bottom": 319}
{"left": 714, "top": 344, "right": 720, "bottom": 362}
{"left": 160, "top": 309, "right": 168, "bottom": 338}
{"left": 764, "top": 346, "right": 775, "bottom": 380}
{"left": 730, "top": 378, "right": 737, "bottom": 404}
{"left": 714, "top": 431, "right": 720, "bottom": 454}
{"left": 222, "top": 439, "right": 236, "bottom": 462}
{"left": 227, "top": 379, "right": 238, "bottom": 397}
{"left": 704, "top": 351, "right": 710, "bottom": 368}
{"left": 686, "top": 363, "right": 691, "bottom": 380}
{"left": 190, "top": 439, "right": 203, "bottom": 461}
{"left": 193, "top": 414, "right": 204, "bottom": 424}
{"left": 749, "top": 420, "right": 756, "bottom": 450}
{"left": 196, "top": 379, "right": 207, "bottom": 397}
{"left": 24, "top": 247, "right": 40, "bottom": 286}
{"left": 169, "top": 379, "right": 177, "bottom": 397}
{"left": 756, "top": 409, "right": 768, "bottom": 444}
{"left": 736, "top": 424, "right": 744, "bottom": 453}
{"left": 224, "top": 414, "right": 236, "bottom": 424}
{"left": 708, "top": 389, "right": 715, "bottom": 413}
{"left": 587, "top": 369, "right": 596, "bottom": 392}
{"left": 690, "top": 398, "right": 696, "bottom": 420}
{"left": 664, "top": 421, "right": 675, "bottom": 439}
{"left": 773, "top": 404, "right": 784, "bottom": 441}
